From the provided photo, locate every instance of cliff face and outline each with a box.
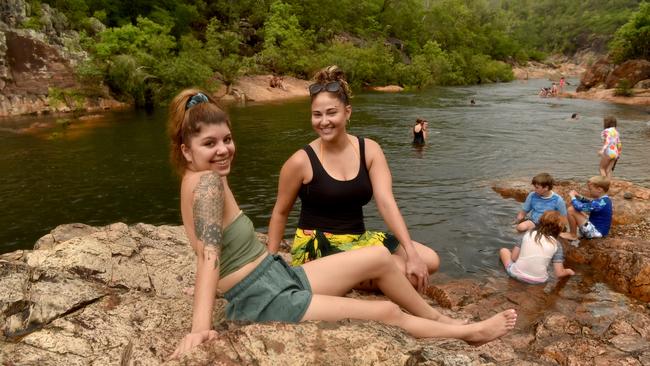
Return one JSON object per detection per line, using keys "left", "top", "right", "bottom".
{"left": 0, "top": 0, "right": 124, "bottom": 117}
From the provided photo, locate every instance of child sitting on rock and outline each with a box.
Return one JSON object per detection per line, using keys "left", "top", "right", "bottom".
{"left": 500, "top": 210, "right": 575, "bottom": 284}
{"left": 514, "top": 173, "right": 567, "bottom": 233}
{"left": 560, "top": 176, "right": 613, "bottom": 244}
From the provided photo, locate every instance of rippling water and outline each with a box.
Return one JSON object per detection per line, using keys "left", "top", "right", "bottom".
{"left": 1, "top": 79, "right": 648, "bottom": 277}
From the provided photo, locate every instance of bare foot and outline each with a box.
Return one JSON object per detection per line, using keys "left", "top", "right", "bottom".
{"left": 463, "top": 309, "right": 517, "bottom": 345}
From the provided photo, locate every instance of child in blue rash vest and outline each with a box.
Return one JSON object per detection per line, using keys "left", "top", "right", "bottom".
{"left": 560, "top": 176, "right": 613, "bottom": 243}
{"left": 515, "top": 173, "right": 568, "bottom": 233}
{"left": 500, "top": 210, "right": 575, "bottom": 284}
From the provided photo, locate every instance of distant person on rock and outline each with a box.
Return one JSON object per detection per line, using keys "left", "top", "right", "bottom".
{"left": 599, "top": 116, "right": 622, "bottom": 178}
{"left": 560, "top": 176, "right": 613, "bottom": 244}
{"left": 550, "top": 83, "right": 558, "bottom": 96}
{"left": 514, "top": 173, "right": 567, "bottom": 233}
{"left": 412, "top": 118, "right": 427, "bottom": 144}
{"left": 500, "top": 210, "right": 575, "bottom": 284}
{"left": 269, "top": 75, "right": 286, "bottom": 91}
{"left": 559, "top": 77, "right": 566, "bottom": 93}
{"left": 167, "top": 88, "right": 518, "bottom": 358}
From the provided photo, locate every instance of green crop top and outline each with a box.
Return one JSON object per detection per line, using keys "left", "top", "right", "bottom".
{"left": 219, "top": 212, "right": 267, "bottom": 278}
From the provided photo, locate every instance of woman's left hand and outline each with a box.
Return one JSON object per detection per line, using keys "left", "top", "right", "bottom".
{"left": 169, "top": 330, "right": 218, "bottom": 360}
{"left": 405, "top": 256, "right": 428, "bottom": 293}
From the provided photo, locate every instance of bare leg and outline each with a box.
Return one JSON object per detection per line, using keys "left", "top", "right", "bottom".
{"left": 516, "top": 220, "right": 535, "bottom": 233}
{"left": 302, "top": 246, "right": 449, "bottom": 323}
{"left": 599, "top": 155, "right": 611, "bottom": 177}
{"left": 358, "top": 241, "right": 439, "bottom": 290}
{"left": 301, "top": 295, "right": 517, "bottom": 343}
{"left": 606, "top": 158, "right": 616, "bottom": 178}
{"left": 499, "top": 248, "right": 512, "bottom": 269}
{"left": 560, "top": 206, "right": 587, "bottom": 240}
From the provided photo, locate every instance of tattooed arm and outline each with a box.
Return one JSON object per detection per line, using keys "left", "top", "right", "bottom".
{"left": 171, "top": 172, "right": 224, "bottom": 359}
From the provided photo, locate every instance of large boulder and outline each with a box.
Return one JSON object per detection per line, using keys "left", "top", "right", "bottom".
{"left": 605, "top": 59, "right": 650, "bottom": 89}
{"left": 576, "top": 58, "right": 613, "bottom": 92}
{"left": 2, "top": 221, "right": 650, "bottom": 364}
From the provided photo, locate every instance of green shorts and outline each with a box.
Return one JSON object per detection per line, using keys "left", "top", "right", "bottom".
{"left": 224, "top": 254, "right": 312, "bottom": 323}
{"left": 291, "top": 228, "right": 400, "bottom": 266}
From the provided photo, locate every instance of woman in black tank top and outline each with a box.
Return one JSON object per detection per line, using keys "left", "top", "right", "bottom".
{"left": 267, "top": 66, "right": 440, "bottom": 293}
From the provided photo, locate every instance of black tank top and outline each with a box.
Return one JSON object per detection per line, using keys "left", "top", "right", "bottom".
{"left": 413, "top": 126, "right": 424, "bottom": 144}
{"left": 297, "top": 136, "right": 373, "bottom": 234}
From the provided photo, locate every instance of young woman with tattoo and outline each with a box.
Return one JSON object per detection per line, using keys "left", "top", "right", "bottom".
{"left": 168, "top": 89, "right": 517, "bottom": 358}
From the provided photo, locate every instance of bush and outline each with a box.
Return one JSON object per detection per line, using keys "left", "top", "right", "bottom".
{"left": 609, "top": 2, "right": 650, "bottom": 63}
{"left": 614, "top": 78, "right": 634, "bottom": 97}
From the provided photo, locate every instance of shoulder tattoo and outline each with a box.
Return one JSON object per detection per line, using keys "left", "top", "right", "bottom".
{"left": 192, "top": 173, "right": 225, "bottom": 264}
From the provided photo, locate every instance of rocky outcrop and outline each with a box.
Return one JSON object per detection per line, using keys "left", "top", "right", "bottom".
{"left": 604, "top": 59, "right": 650, "bottom": 89}
{"left": 492, "top": 178, "right": 650, "bottom": 302}
{"left": 217, "top": 75, "right": 310, "bottom": 104}
{"left": 2, "top": 220, "right": 650, "bottom": 364}
{"left": 576, "top": 58, "right": 614, "bottom": 92}
{"left": 577, "top": 57, "right": 650, "bottom": 92}
{"left": 0, "top": 0, "right": 124, "bottom": 117}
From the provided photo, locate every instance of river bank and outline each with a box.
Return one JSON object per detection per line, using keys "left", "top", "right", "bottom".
{"left": 1, "top": 178, "right": 649, "bottom": 364}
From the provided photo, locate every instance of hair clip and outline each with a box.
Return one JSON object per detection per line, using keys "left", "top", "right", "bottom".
{"left": 185, "top": 93, "right": 209, "bottom": 110}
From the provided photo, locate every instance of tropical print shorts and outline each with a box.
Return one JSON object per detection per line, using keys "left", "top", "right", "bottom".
{"left": 291, "top": 228, "right": 400, "bottom": 266}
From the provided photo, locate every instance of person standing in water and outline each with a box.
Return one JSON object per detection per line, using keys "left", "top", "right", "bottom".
{"left": 413, "top": 118, "right": 427, "bottom": 145}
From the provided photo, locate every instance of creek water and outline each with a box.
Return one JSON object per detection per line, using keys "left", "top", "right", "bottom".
{"left": 1, "top": 79, "right": 649, "bottom": 280}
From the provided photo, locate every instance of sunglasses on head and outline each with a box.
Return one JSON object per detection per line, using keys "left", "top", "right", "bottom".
{"left": 308, "top": 81, "right": 343, "bottom": 96}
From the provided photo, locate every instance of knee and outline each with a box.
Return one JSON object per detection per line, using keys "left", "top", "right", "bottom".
{"left": 377, "top": 301, "right": 403, "bottom": 325}
{"left": 567, "top": 206, "right": 576, "bottom": 215}
{"left": 422, "top": 247, "right": 440, "bottom": 274}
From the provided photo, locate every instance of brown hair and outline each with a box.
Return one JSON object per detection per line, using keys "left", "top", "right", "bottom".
{"left": 167, "top": 89, "right": 231, "bottom": 176}
{"left": 311, "top": 65, "right": 352, "bottom": 106}
{"left": 531, "top": 172, "right": 554, "bottom": 189}
{"left": 588, "top": 175, "right": 610, "bottom": 192}
{"left": 603, "top": 116, "right": 617, "bottom": 129}
{"left": 534, "top": 210, "right": 566, "bottom": 245}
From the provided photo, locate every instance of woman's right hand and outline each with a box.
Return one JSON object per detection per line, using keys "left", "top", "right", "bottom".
{"left": 170, "top": 330, "right": 218, "bottom": 359}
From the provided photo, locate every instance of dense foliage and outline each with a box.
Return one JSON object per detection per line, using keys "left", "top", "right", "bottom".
{"left": 21, "top": 0, "right": 647, "bottom": 105}
{"left": 501, "top": 0, "right": 642, "bottom": 55}
{"left": 609, "top": 2, "right": 650, "bottom": 63}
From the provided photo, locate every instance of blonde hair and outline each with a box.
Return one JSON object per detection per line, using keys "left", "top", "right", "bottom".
{"left": 167, "top": 89, "right": 231, "bottom": 176}
{"left": 588, "top": 175, "right": 610, "bottom": 192}
{"left": 533, "top": 211, "right": 566, "bottom": 245}
{"left": 311, "top": 65, "right": 352, "bottom": 105}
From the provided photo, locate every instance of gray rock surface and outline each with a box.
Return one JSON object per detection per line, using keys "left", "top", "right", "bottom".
{"left": 1, "top": 221, "right": 649, "bottom": 365}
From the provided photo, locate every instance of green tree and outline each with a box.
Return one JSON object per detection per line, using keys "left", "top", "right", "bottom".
{"left": 610, "top": 2, "right": 650, "bottom": 63}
